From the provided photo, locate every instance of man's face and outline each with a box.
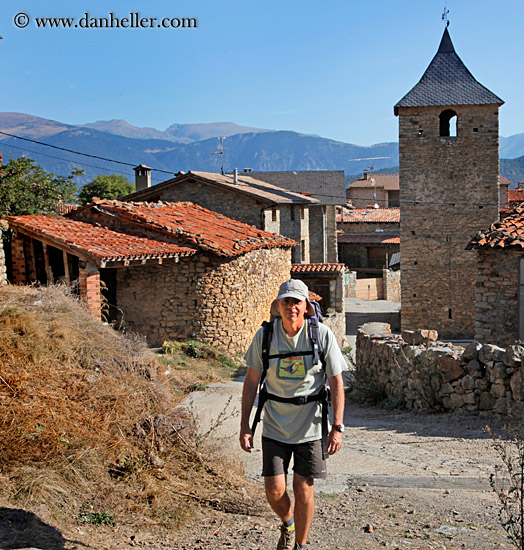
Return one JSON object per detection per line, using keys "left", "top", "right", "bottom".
{"left": 276, "top": 297, "right": 307, "bottom": 324}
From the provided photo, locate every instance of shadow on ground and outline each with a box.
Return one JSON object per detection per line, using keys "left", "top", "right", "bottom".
{"left": 0, "top": 508, "right": 68, "bottom": 550}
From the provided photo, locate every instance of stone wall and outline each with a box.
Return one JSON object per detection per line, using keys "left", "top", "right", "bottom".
{"left": 356, "top": 325, "right": 524, "bottom": 417}
{"left": 383, "top": 269, "right": 401, "bottom": 303}
{"left": 475, "top": 248, "right": 520, "bottom": 346}
{"left": 115, "top": 247, "right": 291, "bottom": 354}
{"left": 309, "top": 206, "right": 326, "bottom": 263}
{"left": 398, "top": 104, "right": 500, "bottom": 340}
{"left": 325, "top": 205, "right": 339, "bottom": 263}
{"left": 345, "top": 270, "right": 357, "bottom": 298}
{"left": 0, "top": 221, "right": 7, "bottom": 285}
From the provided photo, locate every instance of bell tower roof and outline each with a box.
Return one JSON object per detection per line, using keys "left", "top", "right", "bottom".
{"left": 394, "top": 27, "right": 504, "bottom": 115}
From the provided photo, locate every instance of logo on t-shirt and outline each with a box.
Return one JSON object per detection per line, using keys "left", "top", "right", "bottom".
{"left": 278, "top": 356, "right": 306, "bottom": 379}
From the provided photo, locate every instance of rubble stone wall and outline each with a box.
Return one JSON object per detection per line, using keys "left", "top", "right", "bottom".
{"left": 474, "top": 248, "right": 520, "bottom": 347}
{"left": 116, "top": 247, "right": 291, "bottom": 355}
{"left": 383, "top": 269, "right": 401, "bottom": 303}
{"left": 0, "top": 223, "right": 7, "bottom": 285}
{"left": 356, "top": 325, "right": 524, "bottom": 417}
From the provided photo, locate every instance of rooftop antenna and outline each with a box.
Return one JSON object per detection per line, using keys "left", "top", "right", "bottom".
{"left": 367, "top": 165, "right": 380, "bottom": 209}
{"left": 211, "top": 136, "right": 226, "bottom": 175}
{"left": 442, "top": 1, "right": 450, "bottom": 27}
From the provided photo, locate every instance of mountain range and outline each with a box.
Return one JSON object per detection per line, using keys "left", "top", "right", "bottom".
{"left": 1, "top": 112, "right": 524, "bottom": 188}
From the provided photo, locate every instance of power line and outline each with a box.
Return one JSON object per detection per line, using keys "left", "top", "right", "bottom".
{"left": 0, "top": 130, "right": 175, "bottom": 176}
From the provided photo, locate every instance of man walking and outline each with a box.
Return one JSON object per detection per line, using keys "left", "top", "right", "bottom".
{"left": 240, "top": 279, "right": 346, "bottom": 550}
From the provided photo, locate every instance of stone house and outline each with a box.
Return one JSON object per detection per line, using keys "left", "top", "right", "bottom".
{"left": 395, "top": 27, "right": 504, "bottom": 339}
{"left": 466, "top": 206, "right": 524, "bottom": 346}
{"left": 7, "top": 199, "right": 295, "bottom": 354}
{"left": 347, "top": 173, "right": 510, "bottom": 209}
{"left": 347, "top": 173, "right": 400, "bottom": 208}
{"left": 241, "top": 170, "right": 346, "bottom": 264}
{"left": 337, "top": 208, "right": 400, "bottom": 277}
{"left": 123, "top": 170, "right": 318, "bottom": 264}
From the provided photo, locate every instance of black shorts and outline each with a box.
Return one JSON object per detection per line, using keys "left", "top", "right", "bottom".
{"left": 262, "top": 436, "right": 327, "bottom": 479}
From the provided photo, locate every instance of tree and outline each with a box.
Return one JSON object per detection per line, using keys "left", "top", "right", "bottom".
{"left": 78, "top": 174, "right": 134, "bottom": 205}
{"left": 0, "top": 157, "right": 81, "bottom": 218}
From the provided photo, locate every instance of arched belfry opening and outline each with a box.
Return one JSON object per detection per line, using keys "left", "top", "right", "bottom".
{"left": 439, "top": 109, "right": 458, "bottom": 137}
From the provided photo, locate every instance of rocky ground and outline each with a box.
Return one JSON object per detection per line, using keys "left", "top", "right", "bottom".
{"left": 8, "top": 387, "right": 517, "bottom": 550}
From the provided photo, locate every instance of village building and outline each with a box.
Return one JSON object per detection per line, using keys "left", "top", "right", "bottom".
{"left": 395, "top": 26, "right": 504, "bottom": 339}
{"left": 347, "top": 173, "right": 511, "bottom": 210}
{"left": 123, "top": 169, "right": 318, "bottom": 264}
{"left": 240, "top": 170, "right": 346, "bottom": 264}
{"left": 337, "top": 207, "right": 400, "bottom": 278}
{"left": 7, "top": 199, "right": 295, "bottom": 354}
{"left": 467, "top": 207, "right": 524, "bottom": 346}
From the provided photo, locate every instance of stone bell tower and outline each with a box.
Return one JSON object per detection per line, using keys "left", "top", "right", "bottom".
{"left": 394, "top": 27, "right": 504, "bottom": 339}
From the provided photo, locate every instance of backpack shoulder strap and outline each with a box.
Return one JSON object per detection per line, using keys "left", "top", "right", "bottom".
{"left": 260, "top": 319, "right": 274, "bottom": 385}
{"left": 307, "top": 316, "right": 326, "bottom": 371}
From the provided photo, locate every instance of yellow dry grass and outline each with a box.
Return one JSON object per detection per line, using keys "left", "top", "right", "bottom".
{"left": 0, "top": 284, "right": 261, "bottom": 529}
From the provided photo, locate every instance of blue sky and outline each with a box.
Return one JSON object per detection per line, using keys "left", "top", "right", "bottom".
{"left": 0, "top": 0, "right": 522, "bottom": 146}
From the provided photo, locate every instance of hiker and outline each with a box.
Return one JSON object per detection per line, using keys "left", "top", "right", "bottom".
{"left": 240, "top": 279, "right": 346, "bottom": 550}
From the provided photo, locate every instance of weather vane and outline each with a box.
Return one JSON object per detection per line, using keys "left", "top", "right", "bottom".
{"left": 442, "top": 1, "right": 450, "bottom": 27}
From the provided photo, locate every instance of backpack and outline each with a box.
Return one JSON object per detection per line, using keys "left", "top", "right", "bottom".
{"left": 250, "top": 305, "right": 330, "bottom": 459}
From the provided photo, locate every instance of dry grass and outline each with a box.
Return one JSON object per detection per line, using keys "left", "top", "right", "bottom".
{"left": 0, "top": 284, "right": 260, "bottom": 530}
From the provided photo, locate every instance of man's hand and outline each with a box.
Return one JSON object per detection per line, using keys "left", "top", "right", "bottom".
{"left": 327, "top": 429, "right": 343, "bottom": 455}
{"left": 239, "top": 428, "right": 254, "bottom": 453}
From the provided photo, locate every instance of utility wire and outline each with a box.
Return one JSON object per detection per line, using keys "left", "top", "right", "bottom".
{"left": 0, "top": 130, "right": 175, "bottom": 176}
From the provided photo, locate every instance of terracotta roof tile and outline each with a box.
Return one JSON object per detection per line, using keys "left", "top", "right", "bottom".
{"left": 509, "top": 189, "right": 524, "bottom": 204}
{"left": 7, "top": 215, "right": 196, "bottom": 265}
{"left": 291, "top": 263, "right": 345, "bottom": 273}
{"left": 338, "top": 234, "right": 400, "bottom": 245}
{"left": 81, "top": 199, "right": 296, "bottom": 257}
{"left": 337, "top": 208, "right": 400, "bottom": 223}
{"left": 467, "top": 206, "right": 524, "bottom": 250}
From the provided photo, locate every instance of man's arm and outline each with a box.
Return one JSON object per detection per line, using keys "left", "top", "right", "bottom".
{"left": 239, "top": 366, "right": 262, "bottom": 453}
{"left": 326, "top": 373, "right": 345, "bottom": 455}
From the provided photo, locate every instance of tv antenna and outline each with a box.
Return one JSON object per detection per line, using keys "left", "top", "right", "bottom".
{"left": 442, "top": 1, "right": 450, "bottom": 27}
{"left": 211, "top": 136, "right": 226, "bottom": 175}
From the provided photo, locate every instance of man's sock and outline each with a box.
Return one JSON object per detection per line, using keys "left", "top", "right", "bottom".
{"left": 283, "top": 516, "right": 294, "bottom": 529}
{"left": 294, "top": 544, "right": 306, "bottom": 550}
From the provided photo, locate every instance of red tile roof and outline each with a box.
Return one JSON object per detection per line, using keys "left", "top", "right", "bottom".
{"left": 338, "top": 234, "right": 400, "bottom": 245}
{"left": 509, "top": 188, "right": 524, "bottom": 204}
{"left": 291, "top": 263, "right": 346, "bottom": 273}
{"left": 79, "top": 199, "right": 296, "bottom": 257}
{"left": 7, "top": 215, "right": 196, "bottom": 265}
{"left": 337, "top": 208, "right": 400, "bottom": 223}
{"left": 467, "top": 206, "right": 524, "bottom": 250}
{"left": 8, "top": 200, "right": 296, "bottom": 266}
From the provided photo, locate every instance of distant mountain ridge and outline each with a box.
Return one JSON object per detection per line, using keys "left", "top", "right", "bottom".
{"left": 1, "top": 112, "right": 524, "bottom": 187}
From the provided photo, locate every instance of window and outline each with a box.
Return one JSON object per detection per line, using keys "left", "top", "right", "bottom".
{"left": 290, "top": 206, "right": 295, "bottom": 221}
{"left": 301, "top": 240, "right": 306, "bottom": 262}
{"left": 439, "top": 109, "right": 458, "bottom": 137}
{"left": 272, "top": 208, "right": 277, "bottom": 222}
{"left": 301, "top": 206, "right": 305, "bottom": 220}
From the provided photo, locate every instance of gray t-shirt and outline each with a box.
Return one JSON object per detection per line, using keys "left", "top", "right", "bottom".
{"left": 244, "top": 318, "right": 346, "bottom": 444}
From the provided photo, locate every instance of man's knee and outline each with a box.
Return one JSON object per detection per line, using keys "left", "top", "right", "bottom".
{"left": 293, "top": 473, "right": 314, "bottom": 499}
{"left": 265, "top": 475, "right": 287, "bottom": 500}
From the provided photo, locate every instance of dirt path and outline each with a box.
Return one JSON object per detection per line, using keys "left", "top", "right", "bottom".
{"left": 44, "top": 382, "right": 514, "bottom": 549}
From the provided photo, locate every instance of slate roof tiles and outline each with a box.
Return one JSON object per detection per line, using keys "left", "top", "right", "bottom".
{"left": 394, "top": 28, "right": 503, "bottom": 113}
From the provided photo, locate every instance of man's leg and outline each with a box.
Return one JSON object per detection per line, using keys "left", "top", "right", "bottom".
{"left": 293, "top": 473, "right": 315, "bottom": 546}
{"left": 265, "top": 474, "right": 292, "bottom": 522}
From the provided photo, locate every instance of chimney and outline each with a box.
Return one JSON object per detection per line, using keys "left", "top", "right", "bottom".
{"left": 134, "top": 164, "right": 152, "bottom": 192}
{"left": 243, "top": 168, "right": 253, "bottom": 173}
{"left": 363, "top": 170, "right": 369, "bottom": 180}
{"left": 233, "top": 168, "right": 238, "bottom": 185}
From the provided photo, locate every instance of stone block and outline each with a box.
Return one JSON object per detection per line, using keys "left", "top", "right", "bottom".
{"left": 461, "top": 375, "right": 475, "bottom": 391}
{"left": 462, "top": 341, "right": 482, "bottom": 361}
{"left": 510, "top": 370, "right": 524, "bottom": 402}
{"left": 438, "top": 356, "right": 463, "bottom": 383}
{"left": 479, "top": 344, "right": 506, "bottom": 366}
{"left": 491, "top": 383, "right": 506, "bottom": 398}
{"left": 449, "top": 393, "right": 464, "bottom": 409}
{"left": 401, "top": 329, "right": 438, "bottom": 345}
{"left": 479, "top": 391, "right": 495, "bottom": 411}
{"left": 504, "top": 345, "right": 524, "bottom": 367}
